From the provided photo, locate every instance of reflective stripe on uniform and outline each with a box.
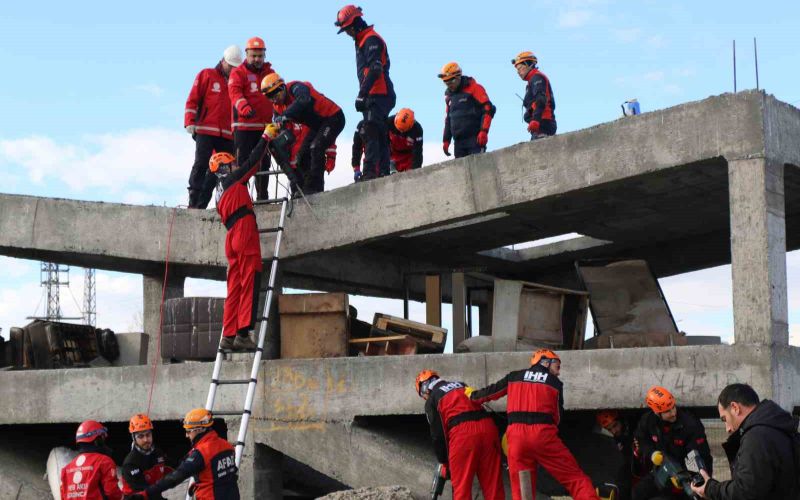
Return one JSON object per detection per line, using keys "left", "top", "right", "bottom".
{"left": 232, "top": 122, "right": 266, "bottom": 129}
{"left": 185, "top": 108, "right": 198, "bottom": 114}
{"left": 235, "top": 98, "right": 247, "bottom": 107}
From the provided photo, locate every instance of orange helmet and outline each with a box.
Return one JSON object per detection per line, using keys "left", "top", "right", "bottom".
{"left": 438, "top": 62, "right": 462, "bottom": 81}
{"left": 596, "top": 410, "right": 619, "bottom": 429}
{"left": 530, "top": 349, "right": 560, "bottom": 366}
{"left": 415, "top": 369, "right": 439, "bottom": 397}
{"left": 129, "top": 413, "right": 153, "bottom": 434}
{"left": 645, "top": 386, "right": 676, "bottom": 413}
{"left": 511, "top": 51, "right": 538, "bottom": 67}
{"left": 335, "top": 5, "right": 363, "bottom": 33}
{"left": 209, "top": 152, "right": 235, "bottom": 174}
{"left": 246, "top": 37, "right": 266, "bottom": 51}
{"left": 394, "top": 108, "right": 415, "bottom": 133}
{"left": 183, "top": 408, "right": 214, "bottom": 430}
{"left": 76, "top": 420, "right": 108, "bottom": 444}
{"left": 261, "top": 73, "right": 285, "bottom": 96}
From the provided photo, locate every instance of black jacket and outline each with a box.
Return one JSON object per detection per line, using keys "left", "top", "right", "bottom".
{"left": 705, "top": 400, "right": 799, "bottom": 500}
{"left": 634, "top": 408, "right": 713, "bottom": 476}
{"left": 122, "top": 446, "right": 170, "bottom": 499}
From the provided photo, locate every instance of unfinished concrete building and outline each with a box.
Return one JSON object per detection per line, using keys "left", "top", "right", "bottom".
{"left": 1, "top": 90, "right": 799, "bottom": 498}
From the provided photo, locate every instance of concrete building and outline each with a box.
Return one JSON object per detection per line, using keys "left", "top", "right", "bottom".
{"left": 0, "top": 91, "right": 798, "bottom": 498}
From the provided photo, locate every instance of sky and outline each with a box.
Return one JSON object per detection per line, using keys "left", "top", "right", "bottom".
{"left": 1, "top": 0, "right": 800, "bottom": 347}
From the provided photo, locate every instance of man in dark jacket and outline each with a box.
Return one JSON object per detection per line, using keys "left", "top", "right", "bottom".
{"left": 511, "top": 51, "right": 556, "bottom": 140}
{"left": 438, "top": 62, "right": 495, "bottom": 158}
{"left": 633, "top": 386, "right": 713, "bottom": 500}
{"left": 691, "top": 383, "right": 799, "bottom": 499}
{"left": 121, "top": 414, "right": 172, "bottom": 499}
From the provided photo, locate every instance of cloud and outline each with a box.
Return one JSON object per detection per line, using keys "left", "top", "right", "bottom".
{"left": 646, "top": 35, "right": 666, "bottom": 49}
{"left": 643, "top": 71, "right": 665, "bottom": 82}
{"left": 133, "top": 83, "right": 165, "bottom": 97}
{"left": 0, "top": 257, "right": 33, "bottom": 279}
{"left": 613, "top": 28, "right": 642, "bottom": 43}
{"left": 790, "top": 325, "right": 800, "bottom": 346}
{"left": 558, "top": 10, "right": 593, "bottom": 28}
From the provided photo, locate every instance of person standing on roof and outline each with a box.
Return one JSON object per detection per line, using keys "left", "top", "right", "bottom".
{"left": 228, "top": 37, "right": 275, "bottom": 201}
{"left": 439, "top": 62, "right": 495, "bottom": 158}
{"left": 184, "top": 46, "right": 242, "bottom": 209}
{"left": 416, "top": 369, "right": 505, "bottom": 500}
{"left": 335, "top": 5, "right": 396, "bottom": 180}
{"left": 632, "top": 386, "right": 713, "bottom": 500}
{"left": 128, "top": 409, "right": 239, "bottom": 500}
{"left": 121, "top": 414, "right": 172, "bottom": 500}
{"left": 511, "top": 51, "right": 556, "bottom": 140}
{"left": 60, "top": 420, "right": 123, "bottom": 500}
{"left": 208, "top": 125, "right": 276, "bottom": 352}
{"left": 469, "top": 349, "right": 599, "bottom": 500}
{"left": 261, "top": 74, "right": 345, "bottom": 195}
{"left": 353, "top": 108, "right": 423, "bottom": 178}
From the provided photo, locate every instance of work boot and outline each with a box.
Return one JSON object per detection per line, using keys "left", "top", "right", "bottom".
{"left": 219, "top": 336, "right": 236, "bottom": 350}
{"left": 233, "top": 334, "right": 257, "bottom": 350}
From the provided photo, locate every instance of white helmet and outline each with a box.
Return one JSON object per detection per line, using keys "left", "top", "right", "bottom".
{"left": 223, "top": 45, "right": 243, "bottom": 67}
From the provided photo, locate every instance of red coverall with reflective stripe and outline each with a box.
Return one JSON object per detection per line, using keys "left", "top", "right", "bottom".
{"left": 60, "top": 450, "right": 123, "bottom": 500}
{"left": 425, "top": 379, "right": 504, "bottom": 500}
{"left": 215, "top": 138, "right": 265, "bottom": 337}
{"left": 471, "top": 366, "right": 598, "bottom": 500}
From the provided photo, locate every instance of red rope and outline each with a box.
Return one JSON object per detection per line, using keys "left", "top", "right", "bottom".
{"left": 146, "top": 207, "right": 178, "bottom": 415}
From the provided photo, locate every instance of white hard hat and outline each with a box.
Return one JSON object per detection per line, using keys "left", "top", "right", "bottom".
{"left": 223, "top": 45, "right": 243, "bottom": 67}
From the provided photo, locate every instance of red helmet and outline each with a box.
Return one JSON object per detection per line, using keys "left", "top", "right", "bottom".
{"left": 76, "top": 420, "right": 108, "bottom": 444}
{"left": 645, "top": 386, "right": 676, "bottom": 413}
{"left": 596, "top": 410, "right": 619, "bottom": 429}
{"left": 530, "top": 349, "right": 560, "bottom": 366}
{"left": 415, "top": 369, "right": 439, "bottom": 397}
{"left": 246, "top": 37, "right": 266, "bottom": 51}
{"left": 335, "top": 5, "right": 363, "bottom": 33}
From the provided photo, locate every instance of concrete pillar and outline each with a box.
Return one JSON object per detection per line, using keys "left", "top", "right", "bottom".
{"left": 142, "top": 271, "right": 185, "bottom": 365}
{"left": 451, "top": 272, "right": 466, "bottom": 348}
{"left": 238, "top": 431, "right": 283, "bottom": 499}
{"left": 425, "top": 274, "right": 442, "bottom": 327}
{"left": 475, "top": 290, "right": 493, "bottom": 336}
{"left": 728, "top": 157, "right": 788, "bottom": 345}
{"left": 492, "top": 279, "right": 523, "bottom": 351}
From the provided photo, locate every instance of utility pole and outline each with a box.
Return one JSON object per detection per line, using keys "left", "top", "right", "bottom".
{"left": 40, "top": 262, "right": 68, "bottom": 320}
{"left": 84, "top": 268, "right": 96, "bottom": 327}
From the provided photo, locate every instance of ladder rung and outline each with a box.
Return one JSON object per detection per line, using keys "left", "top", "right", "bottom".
{"left": 218, "top": 347, "right": 262, "bottom": 354}
{"left": 253, "top": 197, "right": 288, "bottom": 205}
{"left": 259, "top": 285, "right": 274, "bottom": 294}
{"left": 262, "top": 256, "right": 279, "bottom": 262}
{"left": 213, "top": 379, "right": 257, "bottom": 385}
{"left": 254, "top": 170, "right": 286, "bottom": 177}
{"left": 213, "top": 410, "right": 252, "bottom": 417}
{"left": 236, "top": 441, "right": 246, "bottom": 447}
{"left": 258, "top": 226, "right": 284, "bottom": 234}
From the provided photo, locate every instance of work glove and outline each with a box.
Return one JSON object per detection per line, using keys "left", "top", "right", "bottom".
{"left": 442, "top": 141, "right": 451, "bottom": 157}
{"left": 264, "top": 123, "right": 281, "bottom": 140}
{"left": 241, "top": 105, "right": 256, "bottom": 119}
{"left": 354, "top": 96, "right": 367, "bottom": 112}
{"left": 325, "top": 146, "right": 337, "bottom": 174}
{"left": 477, "top": 130, "right": 489, "bottom": 147}
{"left": 440, "top": 464, "right": 449, "bottom": 479}
{"left": 185, "top": 125, "right": 196, "bottom": 135}
{"left": 353, "top": 167, "right": 363, "bottom": 182}
{"left": 527, "top": 120, "right": 540, "bottom": 134}
{"left": 463, "top": 386, "right": 474, "bottom": 398}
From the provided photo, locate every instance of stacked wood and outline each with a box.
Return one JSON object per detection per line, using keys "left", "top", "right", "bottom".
{"left": 348, "top": 313, "right": 447, "bottom": 356}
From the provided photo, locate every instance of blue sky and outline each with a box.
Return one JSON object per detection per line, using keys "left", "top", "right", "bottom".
{"left": 1, "top": 0, "right": 800, "bottom": 346}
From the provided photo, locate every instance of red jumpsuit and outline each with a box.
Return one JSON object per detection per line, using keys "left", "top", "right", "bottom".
{"left": 471, "top": 366, "right": 598, "bottom": 500}
{"left": 215, "top": 137, "right": 266, "bottom": 337}
{"left": 425, "top": 379, "right": 504, "bottom": 500}
{"left": 60, "top": 446, "right": 123, "bottom": 500}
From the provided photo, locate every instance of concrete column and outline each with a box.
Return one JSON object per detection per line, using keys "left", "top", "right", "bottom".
{"left": 238, "top": 431, "right": 283, "bottom": 499}
{"left": 728, "top": 157, "right": 788, "bottom": 345}
{"left": 142, "top": 271, "right": 185, "bottom": 365}
{"left": 451, "top": 272, "right": 467, "bottom": 348}
{"left": 492, "top": 279, "right": 523, "bottom": 351}
{"left": 425, "top": 274, "right": 442, "bottom": 327}
{"left": 475, "top": 290, "right": 493, "bottom": 336}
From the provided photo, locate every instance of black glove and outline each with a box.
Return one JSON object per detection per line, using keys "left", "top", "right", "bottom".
{"left": 355, "top": 96, "right": 367, "bottom": 112}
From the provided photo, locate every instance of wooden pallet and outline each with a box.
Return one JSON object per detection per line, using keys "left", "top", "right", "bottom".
{"left": 349, "top": 335, "right": 419, "bottom": 356}
{"left": 372, "top": 313, "right": 447, "bottom": 346}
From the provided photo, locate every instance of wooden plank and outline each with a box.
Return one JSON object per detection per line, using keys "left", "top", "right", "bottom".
{"left": 372, "top": 313, "right": 447, "bottom": 345}
{"left": 349, "top": 335, "right": 408, "bottom": 344}
{"left": 425, "top": 275, "right": 442, "bottom": 327}
{"left": 452, "top": 272, "right": 467, "bottom": 348}
{"left": 278, "top": 293, "right": 348, "bottom": 314}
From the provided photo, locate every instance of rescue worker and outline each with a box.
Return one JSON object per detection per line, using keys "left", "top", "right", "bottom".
{"left": 208, "top": 125, "right": 276, "bottom": 351}
{"left": 60, "top": 420, "right": 123, "bottom": 500}
{"left": 264, "top": 122, "right": 310, "bottom": 195}
{"left": 632, "top": 386, "right": 713, "bottom": 500}
{"left": 121, "top": 414, "right": 172, "bottom": 500}
{"left": 511, "top": 51, "right": 556, "bottom": 139}
{"left": 335, "top": 5, "right": 396, "bottom": 179}
{"left": 469, "top": 349, "right": 599, "bottom": 500}
{"left": 416, "top": 370, "right": 504, "bottom": 500}
{"left": 352, "top": 108, "right": 423, "bottom": 178}
{"left": 184, "top": 45, "right": 242, "bottom": 209}
{"left": 597, "top": 410, "right": 642, "bottom": 500}
{"left": 691, "top": 383, "right": 799, "bottom": 499}
{"left": 228, "top": 36, "right": 274, "bottom": 200}
{"left": 129, "top": 409, "right": 239, "bottom": 500}
{"left": 260, "top": 74, "right": 345, "bottom": 195}
{"left": 439, "top": 62, "right": 495, "bottom": 158}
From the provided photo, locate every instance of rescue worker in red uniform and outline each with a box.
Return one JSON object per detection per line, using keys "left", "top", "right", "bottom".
{"left": 470, "top": 350, "right": 599, "bottom": 500}
{"left": 129, "top": 409, "right": 239, "bottom": 500}
{"left": 208, "top": 126, "right": 274, "bottom": 351}
{"left": 60, "top": 420, "right": 123, "bottom": 500}
{"left": 121, "top": 414, "right": 172, "bottom": 500}
{"left": 336, "top": 5, "right": 396, "bottom": 179}
{"left": 352, "top": 108, "right": 422, "bottom": 179}
{"left": 184, "top": 45, "right": 242, "bottom": 209}
{"left": 511, "top": 51, "right": 556, "bottom": 139}
{"left": 416, "top": 370, "right": 504, "bottom": 500}
{"left": 439, "top": 62, "right": 495, "bottom": 158}
{"left": 632, "top": 386, "right": 713, "bottom": 500}
{"left": 228, "top": 37, "right": 274, "bottom": 200}
{"left": 260, "top": 74, "right": 345, "bottom": 195}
